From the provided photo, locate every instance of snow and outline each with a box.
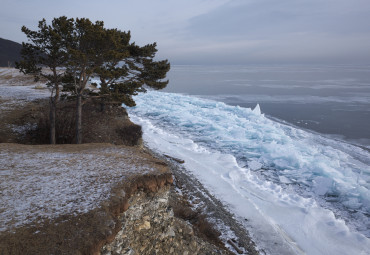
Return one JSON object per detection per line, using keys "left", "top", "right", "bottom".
{"left": 0, "top": 68, "right": 50, "bottom": 113}
{"left": 0, "top": 144, "right": 158, "bottom": 232}
{"left": 128, "top": 91, "right": 370, "bottom": 255}
{"left": 248, "top": 160, "right": 262, "bottom": 171}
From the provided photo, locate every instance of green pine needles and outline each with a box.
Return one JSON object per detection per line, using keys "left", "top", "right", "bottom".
{"left": 16, "top": 16, "right": 170, "bottom": 144}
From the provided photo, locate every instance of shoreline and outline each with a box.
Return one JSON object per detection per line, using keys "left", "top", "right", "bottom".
{"left": 128, "top": 91, "right": 370, "bottom": 254}
{"left": 147, "top": 146, "right": 259, "bottom": 254}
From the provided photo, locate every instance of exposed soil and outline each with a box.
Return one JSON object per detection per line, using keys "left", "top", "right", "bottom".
{"left": 0, "top": 144, "right": 173, "bottom": 255}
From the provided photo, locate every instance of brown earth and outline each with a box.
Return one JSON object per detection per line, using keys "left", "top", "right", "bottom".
{"left": 0, "top": 144, "right": 173, "bottom": 255}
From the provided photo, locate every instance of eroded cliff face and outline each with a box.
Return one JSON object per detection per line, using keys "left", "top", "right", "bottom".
{"left": 101, "top": 186, "right": 229, "bottom": 255}
{"left": 0, "top": 144, "right": 229, "bottom": 255}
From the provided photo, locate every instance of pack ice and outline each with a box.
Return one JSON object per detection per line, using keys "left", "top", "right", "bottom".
{"left": 128, "top": 91, "right": 370, "bottom": 255}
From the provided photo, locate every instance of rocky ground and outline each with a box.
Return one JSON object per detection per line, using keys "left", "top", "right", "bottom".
{"left": 0, "top": 68, "right": 258, "bottom": 254}
{"left": 101, "top": 187, "right": 229, "bottom": 255}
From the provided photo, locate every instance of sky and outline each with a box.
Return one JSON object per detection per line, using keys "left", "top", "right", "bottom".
{"left": 1, "top": 0, "right": 370, "bottom": 65}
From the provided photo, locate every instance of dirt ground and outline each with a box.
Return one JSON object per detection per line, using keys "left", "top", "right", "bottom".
{"left": 0, "top": 143, "right": 173, "bottom": 255}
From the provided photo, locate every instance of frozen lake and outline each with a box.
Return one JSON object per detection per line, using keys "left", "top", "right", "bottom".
{"left": 128, "top": 65, "right": 370, "bottom": 254}
{"left": 164, "top": 65, "right": 370, "bottom": 148}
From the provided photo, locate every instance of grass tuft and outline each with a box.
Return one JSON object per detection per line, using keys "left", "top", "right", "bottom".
{"left": 171, "top": 195, "right": 223, "bottom": 248}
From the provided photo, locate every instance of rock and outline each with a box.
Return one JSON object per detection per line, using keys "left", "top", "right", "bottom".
{"left": 137, "top": 221, "right": 151, "bottom": 231}
{"left": 157, "top": 198, "right": 167, "bottom": 204}
{"left": 162, "top": 226, "right": 175, "bottom": 238}
{"left": 122, "top": 248, "right": 135, "bottom": 255}
{"left": 100, "top": 186, "right": 228, "bottom": 255}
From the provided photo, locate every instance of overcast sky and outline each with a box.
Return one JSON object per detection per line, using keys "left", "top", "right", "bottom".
{"left": 1, "top": 0, "right": 370, "bottom": 65}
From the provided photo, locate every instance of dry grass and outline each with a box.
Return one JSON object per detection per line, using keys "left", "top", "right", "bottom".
{"left": 0, "top": 68, "right": 48, "bottom": 85}
{"left": 0, "top": 143, "right": 173, "bottom": 255}
{"left": 0, "top": 174, "right": 173, "bottom": 255}
{"left": 173, "top": 201, "right": 199, "bottom": 221}
{"left": 195, "top": 215, "right": 222, "bottom": 244}
{"left": 0, "top": 99, "right": 43, "bottom": 143}
{"left": 0, "top": 97, "right": 142, "bottom": 146}
{"left": 24, "top": 100, "right": 142, "bottom": 145}
{"left": 171, "top": 194, "right": 224, "bottom": 249}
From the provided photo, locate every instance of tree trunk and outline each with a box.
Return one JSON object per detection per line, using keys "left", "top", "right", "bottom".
{"left": 100, "top": 96, "right": 106, "bottom": 112}
{"left": 76, "top": 94, "right": 82, "bottom": 144}
{"left": 49, "top": 98, "right": 56, "bottom": 144}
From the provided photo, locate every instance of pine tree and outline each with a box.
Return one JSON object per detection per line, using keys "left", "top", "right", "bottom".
{"left": 95, "top": 32, "right": 170, "bottom": 108}
{"left": 64, "top": 19, "right": 170, "bottom": 144}
{"left": 16, "top": 17, "right": 74, "bottom": 144}
{"left": 62, "top": 18, "right": 108, "bottom": 144}
{"left": 17, "top": 16, "right": 170, "bottom": 144}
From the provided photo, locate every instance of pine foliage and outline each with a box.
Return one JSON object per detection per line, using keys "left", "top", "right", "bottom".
{"left": 16, "top": 16, "right": 170, "bottom": 144}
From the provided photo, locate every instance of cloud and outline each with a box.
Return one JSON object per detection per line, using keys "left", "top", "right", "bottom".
{"left": 1, "top": 0, "right": 370, "bottom": 64}
{"left": 163, "top": 0, "right": 370, "bottom": 64}
{"left": 186, "top": 0, "right": 370, "bottom": 38}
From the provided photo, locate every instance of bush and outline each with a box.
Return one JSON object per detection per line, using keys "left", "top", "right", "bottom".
{"left": 171, "top": 197, "right": 222, "bottom": 247}
{"left": 173, "top": 202, "right": 199, "bottom": 221}
{"left": 25, "top": 101, "right": 75, "bottom": 144}
{"left": 25, "top": 100, "right": 142, "bottom": 145}
{"left": 117, "top": 124, "right": 142, "bottom": 146}
{"left": 195, "top": 215, "right": 221, "bottom": 244}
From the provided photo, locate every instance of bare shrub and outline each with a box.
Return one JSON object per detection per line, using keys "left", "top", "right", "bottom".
{"left": 171, "top": 195, "right": 223, "bottom": 248}
{"left": 173, "top": 202, "right": 199, "bottom": 221}
{"left": 195, "top": 215, "right": 222, "bottom": 244}
{"left": 25, "top": 101, "right": 75, "bottom": 144}
{"left": 24, "top": 100, "right": 142, "bottom": 145}
{"left": 117, "top": 124, "right": 142, "bottom": 146}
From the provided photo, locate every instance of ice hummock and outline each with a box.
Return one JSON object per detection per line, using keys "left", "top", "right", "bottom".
{"left": 252, "top": 103, "right": 261, "bottom": 115}
{"left": 128, "top": 91, "right": 370, "bottom": 255}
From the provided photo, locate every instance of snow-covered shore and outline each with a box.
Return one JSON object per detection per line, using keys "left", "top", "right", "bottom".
{"left": 128, "top": 90, "right": 370, "bottom": 255}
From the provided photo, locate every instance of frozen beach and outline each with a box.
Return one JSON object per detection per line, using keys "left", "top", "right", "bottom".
{"left": 128, "top": 89, "right": 370, "bottom": 255}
